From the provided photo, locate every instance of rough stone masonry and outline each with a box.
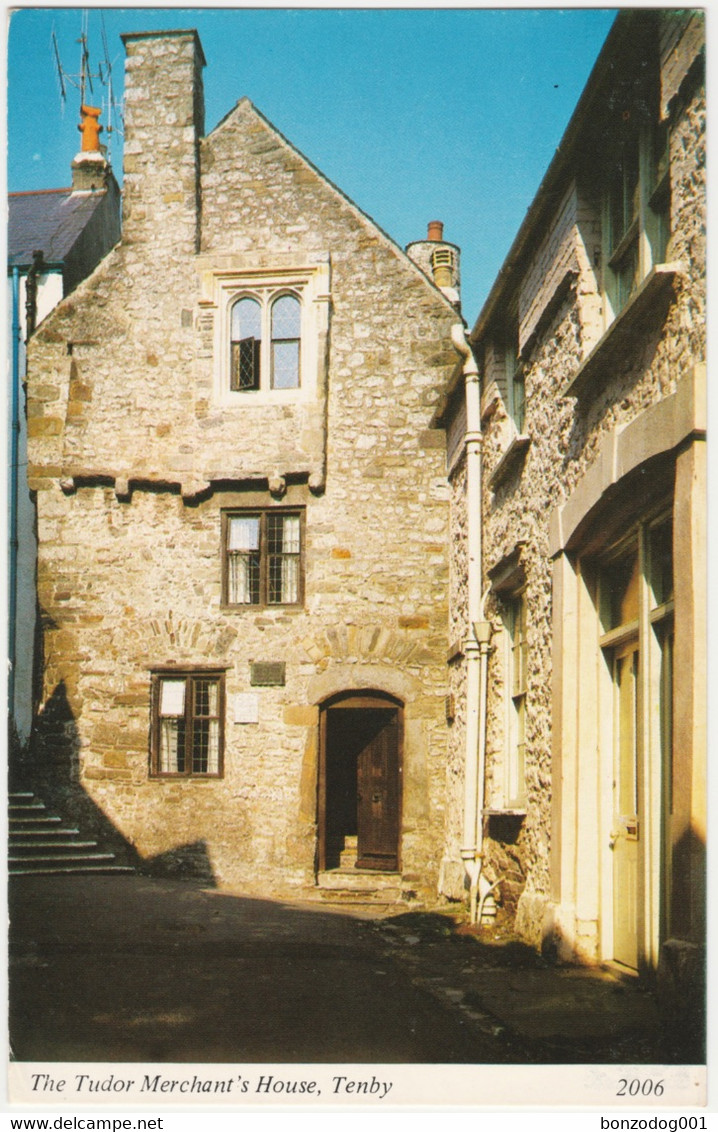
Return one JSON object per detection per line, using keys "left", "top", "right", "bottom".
{"left": 26, "top": 29, "right": 461, "bottom": 895}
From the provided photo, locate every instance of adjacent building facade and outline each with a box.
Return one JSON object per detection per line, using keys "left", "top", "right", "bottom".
{"left": 8, "top": 150, "right": 120, "bottom": 745}
{"left": 438, "top": 8, "right": 705, "bottom": 1014}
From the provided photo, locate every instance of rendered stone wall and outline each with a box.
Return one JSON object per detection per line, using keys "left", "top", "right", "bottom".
{"left": 27, "top": 31, "right": 459, "bottom": 894}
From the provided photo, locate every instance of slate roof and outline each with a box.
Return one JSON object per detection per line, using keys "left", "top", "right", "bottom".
{"left": 7, "top": 188, "right": 108, "bottom": 269}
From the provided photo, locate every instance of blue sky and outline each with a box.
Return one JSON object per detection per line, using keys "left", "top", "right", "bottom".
{"left": 7, "top": 7, "right": 617, "bottom": 318}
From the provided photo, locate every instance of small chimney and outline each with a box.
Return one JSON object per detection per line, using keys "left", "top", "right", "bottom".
{"left": 71, "top": 105, "right": 111, "bottom": 193}
{"left": 405, "top": 221, "right": 461, "bottom": 310}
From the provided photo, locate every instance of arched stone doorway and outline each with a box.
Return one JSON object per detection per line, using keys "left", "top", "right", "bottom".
{"left": 318, "top": 690, "right": 403, "bottom": 873}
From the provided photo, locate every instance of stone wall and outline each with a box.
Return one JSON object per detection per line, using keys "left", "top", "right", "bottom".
{"left": 27, "top": 31, "right": 460, "bottom": 894}
{"left": 518, "top": 184, "right": 578, "bottom": 353}
{"left": 452, "top": 10, "right": 705, "bottom": 947}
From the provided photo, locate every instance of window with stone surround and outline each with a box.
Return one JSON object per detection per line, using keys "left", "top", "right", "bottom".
{"left": 199, "top": 258, "right": 330, "bottom": 406}
{"left": 504, "top": 324, "right": 525, "bottom": 434}
{"left": 602, "top": 115, "right": 670, "bottom": 322}
{"left": 223, "top": 509, "right": 304, "bottom": 608}
{"left": 150, "top": 671, "right": 225, "bottom": 778}
{"left": 479, "top": 318, "right": 524, "bottom": 434}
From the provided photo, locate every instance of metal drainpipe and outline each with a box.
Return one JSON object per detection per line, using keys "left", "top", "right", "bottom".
{"left": 9, "top": 266, "right": 21, "bottom": 720}
{"left": 451, "top": 324, "right": 493, "bottom": 921}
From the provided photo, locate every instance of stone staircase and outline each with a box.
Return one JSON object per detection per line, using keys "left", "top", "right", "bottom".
{"left": 313, "top": 836, "right": 423, "bottom": 909}
{"left": 8, "top": 791, "right": 134, "bottom": 876}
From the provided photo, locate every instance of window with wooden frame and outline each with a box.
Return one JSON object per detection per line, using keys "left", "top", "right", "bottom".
{"left": 603, "top": 115, "right": 671, "bottom": 321}
{"left": 503, "top": 591, "right": 528, "bottom": 808}
{"left": 223, "top": 509, "right": 304, "bottom": 608}
{"left": 504, "top": 327, "right": 525, "bottom": 434}
{"left": 597, "top": 510, "right": 674, "bottom": 909}
{"left": 150, "top": 671, "right": 225, "bottom": 778}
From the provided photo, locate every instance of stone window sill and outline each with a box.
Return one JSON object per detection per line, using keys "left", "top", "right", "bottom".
{"left": 562, "top": 263, "right": 682, "bottom": 400}
{"left": 484, "top": 808, "right": 527, "bottom": 818}
{"left": 488, "top": 433, "right": 531, "bottom": 490}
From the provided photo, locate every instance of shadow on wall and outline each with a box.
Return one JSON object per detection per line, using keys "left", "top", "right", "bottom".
{"left": 562, "top": 287, "right": 673, "bottom": 468}
{"left": 18, "top": 678, "right": 216, "bottom": 886}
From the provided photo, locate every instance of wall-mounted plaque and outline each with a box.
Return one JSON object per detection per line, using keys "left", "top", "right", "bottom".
{"left": 234, "top": 693, "right": 259, "bottom": 724}
{"left": 250, "top": 662, "right": 286, "bottom": 687}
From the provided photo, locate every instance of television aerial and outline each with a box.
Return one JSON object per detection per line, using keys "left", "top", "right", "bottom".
{"left": 51, "top": 10, "right": 124, "bottom": 165}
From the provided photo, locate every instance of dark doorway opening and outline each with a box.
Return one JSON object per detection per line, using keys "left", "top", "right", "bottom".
{"left": 318, "top": 692, "right": 402, "bottom": 872}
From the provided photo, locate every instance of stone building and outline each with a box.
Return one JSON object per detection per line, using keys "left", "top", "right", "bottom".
{"left": 437, "top": 8, "right": 705, "bottom": 1016}
{"left": 25, "top": 29, "right": 462, "bottom": 899}
{"left": 23, "top": 12, "right": 706, "bottom": 1029}
{"left": 8, "top": 144, "right": 120, "bottom": 746}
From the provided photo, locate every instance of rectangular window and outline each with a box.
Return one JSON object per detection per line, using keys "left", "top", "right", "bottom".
{"left": 151, "top": 671, "right": 224, "bottom": 778}
{"left": 505, "top": 327, "right": 525, "bottom": 433}
{"left": 603, "top": 121, "right": 671, "bottom": 320}
{"left": 598, "top": 510, "right": 674, "bottom": 946}
{"left": 504, "top": 593, "right": 528, "bottom": 808}
{"left": 224, "top": 510, "right": 304, "bottom": 607}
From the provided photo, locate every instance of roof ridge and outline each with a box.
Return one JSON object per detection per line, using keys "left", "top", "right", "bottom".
{"left": 9, "top": 187, "right": 72, "bottom": 198}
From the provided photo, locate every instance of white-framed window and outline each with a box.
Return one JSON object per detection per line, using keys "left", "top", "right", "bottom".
{"left": 201, "top": 260, "right": 330, "bottom": 406}
{"left": 503, "top": 591, "right": 528, "bottom": 808}
{"left": 230, "top": 291, "right": 301, "bottom": 392}
{"left": 597, "top": 510, "right": 674, "bottom": 965}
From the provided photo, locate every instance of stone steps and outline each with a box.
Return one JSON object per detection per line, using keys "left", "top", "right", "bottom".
{"left": 312, "top": 833, "right": 426, "bottom": 907}
{"left": 8, "top": 791, "right": 133, "bottom": 876}
{"left": 312, "top": 867, "right": 421, "bottom": 908}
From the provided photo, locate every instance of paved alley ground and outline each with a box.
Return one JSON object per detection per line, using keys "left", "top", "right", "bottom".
{"left": 8, "top": 874, "right": 691, "bottom": 1065}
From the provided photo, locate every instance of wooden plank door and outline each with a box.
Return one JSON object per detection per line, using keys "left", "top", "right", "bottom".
{"left": 356, "top": 708, "right": 400, "bottom": 871}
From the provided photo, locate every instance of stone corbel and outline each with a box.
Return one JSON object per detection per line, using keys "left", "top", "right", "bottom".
{"left": 181, "top": 478, "right": 212, "bottom": 501}
{"left": 268, "top": 472, "right": 287, "bottom": 499}
{"left": 308, "top": 470, "right": 325, "bottom": 495}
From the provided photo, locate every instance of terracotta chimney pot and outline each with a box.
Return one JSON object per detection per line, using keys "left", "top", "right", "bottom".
{"left": 427, "top": 220, "right": 444, "bottom": 242}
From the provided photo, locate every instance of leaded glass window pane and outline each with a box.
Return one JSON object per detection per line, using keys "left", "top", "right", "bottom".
{"left": 230, "top": 297, "right": 262, "bottom": 391}
{"left": 153, "top": 674, "right": 223, "bottom": 777}
{"left": 267, "top": 513, "right": 301, "bottom": 604}
{"left": 228, "top": 516, "right": 261, "bottom": 604}
{"left": 270, "top": 295, "right": 300, "bottom": 389}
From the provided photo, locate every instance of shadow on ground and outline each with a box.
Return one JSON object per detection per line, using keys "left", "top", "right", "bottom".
{"left": 372, "top": 911, "right": 702, "bottom": 1064}
{"left": 9, "top": 875, "right": 517, "bottom": 1064}
{"left": 9, "top": 877, "right": 699, "bottom": 1065}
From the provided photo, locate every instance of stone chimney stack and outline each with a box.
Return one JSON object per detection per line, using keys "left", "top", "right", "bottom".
{"left": 406, "top": 221, "right": 461, "bottom": 309}
{"left": 120, "top": 29, "right": 206, "bottom": 253}
{"left": 71, "top": 105, "right": 112, "bottom": 193}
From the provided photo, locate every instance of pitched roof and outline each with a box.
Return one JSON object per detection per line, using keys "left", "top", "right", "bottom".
{"left": 207, "top": 98, "right": 460, "bottom": 316}
{"left": 7, "top": 188, "right": 108, "bottom": 269}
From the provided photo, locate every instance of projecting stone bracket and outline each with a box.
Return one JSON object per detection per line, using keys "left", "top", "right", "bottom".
{"left": 268, "top": 472, "right": 287, "bottom": 499}
{"left": 181, "top": 478, "right": 212, "bottom": 501}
